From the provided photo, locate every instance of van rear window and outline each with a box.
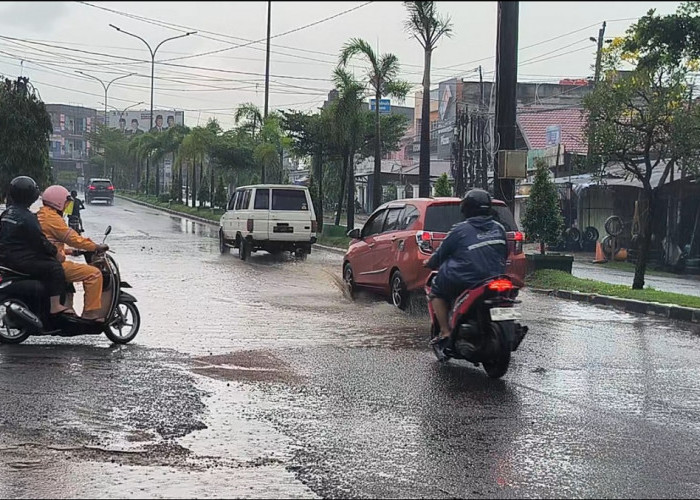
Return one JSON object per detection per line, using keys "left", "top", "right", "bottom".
{"left": 272, "top": 189, "right": 308, "bottom": 211}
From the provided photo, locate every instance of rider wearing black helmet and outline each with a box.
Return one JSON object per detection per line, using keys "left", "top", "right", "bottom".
{"left": 426, "top": 189, "right": 508, "bottom": 350}
{"left": 0, "top": 176, "right": 72, "bottom": 316}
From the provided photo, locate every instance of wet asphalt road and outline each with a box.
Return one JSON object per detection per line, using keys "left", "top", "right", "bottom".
{"left": 2, "top": 198, "right": 700, "bottom": 498}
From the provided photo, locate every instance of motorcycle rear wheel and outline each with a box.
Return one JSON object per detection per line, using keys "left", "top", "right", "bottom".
{"left": 0, "top": 303, "right": 30, "bottom": 344}
{"left": 482, "top": 322, "right": 511, "bottom": 379}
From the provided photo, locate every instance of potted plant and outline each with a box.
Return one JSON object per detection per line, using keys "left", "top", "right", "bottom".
{"left": 521, "top": 159, "right": 573, "bottom": 273}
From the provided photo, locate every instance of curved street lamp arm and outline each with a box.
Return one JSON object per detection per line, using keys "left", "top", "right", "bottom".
{"left": 76, "top": 70, "right": 107, "bottom": 92}
{"left": 105, "top": 72, "right": 136, "bottom": 93}
{"left": 154, "top": 32, "right": 197, "bottom": 57}
{"left": 110, "top": 24, "right": 154, "bottom": 57}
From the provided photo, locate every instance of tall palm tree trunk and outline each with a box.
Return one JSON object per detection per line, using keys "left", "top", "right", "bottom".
{"left": 418, "top": 48, "right": 432, "bottom": 198}
{"left": 373, "top": 90, "right": 382, "bottom": 211}
{"left": 346, "top": 151, "right": 355, "bottom": 232}
{"left": 191, "top": 158, "right": 197, "bottom": 208}
{"left": 335, "top": 153, "right": 349, "bottom": 226}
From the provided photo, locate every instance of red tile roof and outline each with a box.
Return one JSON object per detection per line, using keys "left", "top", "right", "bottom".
{"left": 517, "top": 107, "right": 588, "bottom": 154}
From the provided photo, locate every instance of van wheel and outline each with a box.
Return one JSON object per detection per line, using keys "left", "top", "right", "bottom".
{"left": 390, "top": 270, "right": 409, "bottom": 310}
{"left": 219, "top": 230, "right": 229, "bottom": 254}
{"left": 294, "top": 248, "right": 308, "bottom": 261}
{"left": 239, "top": 238, "right": 251, "bottom": 261}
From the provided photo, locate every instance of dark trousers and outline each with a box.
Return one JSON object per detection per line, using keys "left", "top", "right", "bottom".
{"left": 6, "top": 258, "right": 67, "bottom": 297}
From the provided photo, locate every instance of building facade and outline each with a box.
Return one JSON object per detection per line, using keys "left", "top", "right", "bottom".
{"left": 46, "top": 104, "right": 97, "bottom": 190}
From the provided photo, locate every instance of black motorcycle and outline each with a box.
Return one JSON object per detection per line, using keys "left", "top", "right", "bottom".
{"left": 0, "top": 226, "right": 140, "bottom": 345}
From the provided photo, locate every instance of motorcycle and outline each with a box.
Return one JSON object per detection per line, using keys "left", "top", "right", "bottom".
{"left": 426, "top": 272, "right": 528, "bottom": 378}
{"left": 0, "top": 226, "right": 140, "bottom": 345}
{"left": 68, "top": 215, "right": 83, "bottom": 234}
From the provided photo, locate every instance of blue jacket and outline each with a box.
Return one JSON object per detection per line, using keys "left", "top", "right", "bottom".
{"left": 427, "top": 215, "right": 507, "bottom": 289}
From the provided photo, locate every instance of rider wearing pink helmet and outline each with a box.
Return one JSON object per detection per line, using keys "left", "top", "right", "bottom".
{"left": 38, "top": 185, "right": 109, "bottom": 321}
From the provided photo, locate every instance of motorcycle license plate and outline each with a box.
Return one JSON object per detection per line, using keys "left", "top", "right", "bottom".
{"left": 490, "top": 307, "right": 520, "bottom": 321}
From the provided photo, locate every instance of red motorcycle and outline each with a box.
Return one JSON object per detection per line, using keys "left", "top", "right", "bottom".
{"left": 426, "top": 272, "right": 528, "bottom": 378}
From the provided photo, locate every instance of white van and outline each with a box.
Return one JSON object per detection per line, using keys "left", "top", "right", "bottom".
{"left": 219, "top": 184, "right": 318, "bottom": 260}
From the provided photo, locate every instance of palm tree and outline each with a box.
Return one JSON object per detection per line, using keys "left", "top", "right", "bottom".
{"left": 178, "top": 126, "right": 214, "bottom": 208}
{"left": 235, "top": 103, "right": 264, "bottom": 139}
{"left": 404, "top": 1, "right": 453, "bottom": 198}
{"left": 340, "top": 38, "right": 412, "bottom": 211}
{"left": 330, "top": 67, "right": 365, "bottom": 230}
{"left": 128, "top": 132, "right": 158, "bottom": 193}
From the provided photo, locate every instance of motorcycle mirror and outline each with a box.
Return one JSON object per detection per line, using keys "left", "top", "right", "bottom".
{"left": 104, "top": 226, "right": 112, "bottom": 236}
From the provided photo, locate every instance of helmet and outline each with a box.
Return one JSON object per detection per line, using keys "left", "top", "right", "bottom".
{"left": 8, "top": 176, "right": 40, "bottom": 208}
{"left": 42, "top": 185, "right": 71, "bottom": 211}
{"left": 460, "top": 188, "right": 492, "bottom": 219}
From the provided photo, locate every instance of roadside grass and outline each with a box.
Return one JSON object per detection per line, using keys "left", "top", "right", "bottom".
{"left": 527, "top": 269, "right": 700, "bottom": 309}
{"left": 118, "top": 193, "right": 223, "bottom": 223}
{"left": 317, "top": 235, "right": 351, "bottom": 249}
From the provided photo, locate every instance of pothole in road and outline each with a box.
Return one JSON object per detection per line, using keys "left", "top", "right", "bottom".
{"left": 191, "top": 351, "right": 302, "bottom": 384}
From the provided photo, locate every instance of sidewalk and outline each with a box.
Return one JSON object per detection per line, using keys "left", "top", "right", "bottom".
{"left": 571, "top": 259, "right": 700, "bottom": 298}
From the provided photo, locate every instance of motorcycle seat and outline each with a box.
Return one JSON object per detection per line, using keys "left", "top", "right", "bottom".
{"left": 0, "top": 266, "right": 30, "bottom": 279}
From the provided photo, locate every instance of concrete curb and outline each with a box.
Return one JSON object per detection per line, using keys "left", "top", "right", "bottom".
{"left": 117, "top": 195, "right": 348, "bottom": 256}
{"left": 529, "top": 287, "right": 700, "bottom": 324}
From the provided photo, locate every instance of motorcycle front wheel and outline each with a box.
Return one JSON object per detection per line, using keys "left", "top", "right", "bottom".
{"left": 105, "top": 301, "right": 141, "bottom": 344}
{"left": 482, "top": 321, "right": 512, "bottom": 379}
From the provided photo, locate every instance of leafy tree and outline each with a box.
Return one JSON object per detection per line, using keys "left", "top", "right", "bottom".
{"left": 0, "top": 77, "right": 52, "bottom": 198}
{"left": 404, "top": 1, "right": 453, "bottom": 198}
{"left": 340, "top": 38, "right": 412, "bottom": 211}
{"left": 433, "top": 172, "right": 452, "bottom": 197}
{"left": 234, "top": 102, "right": 264, "bottom": 139}
{"left": 585, "top": 8, "right": 700, "bottom": 289}
{"left": 521, "top": 159, "right": 563, "bottom": 255}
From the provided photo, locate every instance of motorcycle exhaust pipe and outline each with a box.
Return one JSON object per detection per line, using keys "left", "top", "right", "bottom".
{"left": 4, "top": 301, "right": 43, "bottom": 331}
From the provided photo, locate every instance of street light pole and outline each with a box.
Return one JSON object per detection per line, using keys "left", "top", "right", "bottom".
{"left": 77, "top": 71, "right": 135, "bottom": 177}
{"left": 110, "top": 24, "right": 195, "bottom": 195}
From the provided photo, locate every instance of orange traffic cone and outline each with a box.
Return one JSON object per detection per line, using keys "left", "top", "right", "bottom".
{"left": 593, "top": 241, "right": 607, "bottom": 264}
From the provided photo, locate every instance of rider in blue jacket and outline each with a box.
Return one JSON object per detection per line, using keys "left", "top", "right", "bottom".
{"left": 427, "top": 189, "right": 507, "bottom": 349}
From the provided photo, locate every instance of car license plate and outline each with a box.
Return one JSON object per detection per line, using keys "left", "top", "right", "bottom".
{"left": 273, "top": 226, "right": 293, "bottom": 233}
{"left": 490, "top": 307, "right": 520, "bottom": 321}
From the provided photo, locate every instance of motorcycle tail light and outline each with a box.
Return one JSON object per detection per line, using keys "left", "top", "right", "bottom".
{"left": 247, "top": 219, "right": 254, "bottom": 232}
{"left": 488, "top": 279, "right": 513, "bottom": 292}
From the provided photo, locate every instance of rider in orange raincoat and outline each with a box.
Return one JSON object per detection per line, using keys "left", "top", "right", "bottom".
{"left": 37, "top": 185, "right": 109, "bottom": 321}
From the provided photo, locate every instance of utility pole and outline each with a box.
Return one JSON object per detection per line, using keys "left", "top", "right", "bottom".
{"left": 587, "top": 21, "right": 607, "bottom": 167}
{"left": 262, "top": 0, "right": 272, "bottom": 184}
{"left": 110, "top": 24, "right": 195, "bottom": 195}
{"left": 493, "top": 1, "right": 519, "bottom": 214}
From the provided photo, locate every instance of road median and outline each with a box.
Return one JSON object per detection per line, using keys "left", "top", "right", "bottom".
{"left": 528, "top": 269, "right": 700, "bottom": 323}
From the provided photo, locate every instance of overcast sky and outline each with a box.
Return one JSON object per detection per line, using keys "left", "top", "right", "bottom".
{"left": 0, "top": 1, "right": 681, "bottom": 129}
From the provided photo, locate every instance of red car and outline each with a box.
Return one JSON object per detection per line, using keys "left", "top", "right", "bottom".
{"left": 343, "top": 197, "right": 526, "bottom": 310}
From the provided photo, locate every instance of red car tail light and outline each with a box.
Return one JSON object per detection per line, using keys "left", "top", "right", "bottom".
{"left": 246, "top": 219, "right": 254, "bottom": 232}
{"left": 415, "top": 231, "right": 433, "bottom": 254}
{"left": 488, "top": 279, "right": 514, "bottom": 292}
{"left": 507, "top": 231, "right": 524, "bottom": 254}
{"left": 107, "top": 185, "right": 114, "bottom": 191}
{"left": 88, "top": 185, "right": 96, "bottom": 190}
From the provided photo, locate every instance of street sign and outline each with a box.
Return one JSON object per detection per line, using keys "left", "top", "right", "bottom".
{"left": 370, "top": 99, "right": 391, "bottom": 113}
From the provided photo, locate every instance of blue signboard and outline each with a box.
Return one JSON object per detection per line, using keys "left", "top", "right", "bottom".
{"left": 370, "top": 99, "right": 391, "bottom": 113}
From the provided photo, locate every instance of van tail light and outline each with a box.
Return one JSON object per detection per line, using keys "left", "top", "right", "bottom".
{"left": 507, "top": 231, "right": 524, "bottom": 254}
{"left": 247, "top": 219, "right": 254, "bottom": 232}
{"left": 311, "top": 220, "right": 318, "bottom": 233}
{"left": 416, "top": 231, "right": 433, "bottom": 254}
{"left": 488, "top": 279, "right": 514, "bottom": 292}
{"left": 107, "top": 185, "right": 114, "bottom": 191}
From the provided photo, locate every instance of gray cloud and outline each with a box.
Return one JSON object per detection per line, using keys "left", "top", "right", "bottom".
{"left": 0, "top": 2, "right": 70, "bottom": 32}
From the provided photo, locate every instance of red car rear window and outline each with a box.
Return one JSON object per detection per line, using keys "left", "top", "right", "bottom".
{"left": 424, "top": 202, "right": 519, "bottom": 232}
